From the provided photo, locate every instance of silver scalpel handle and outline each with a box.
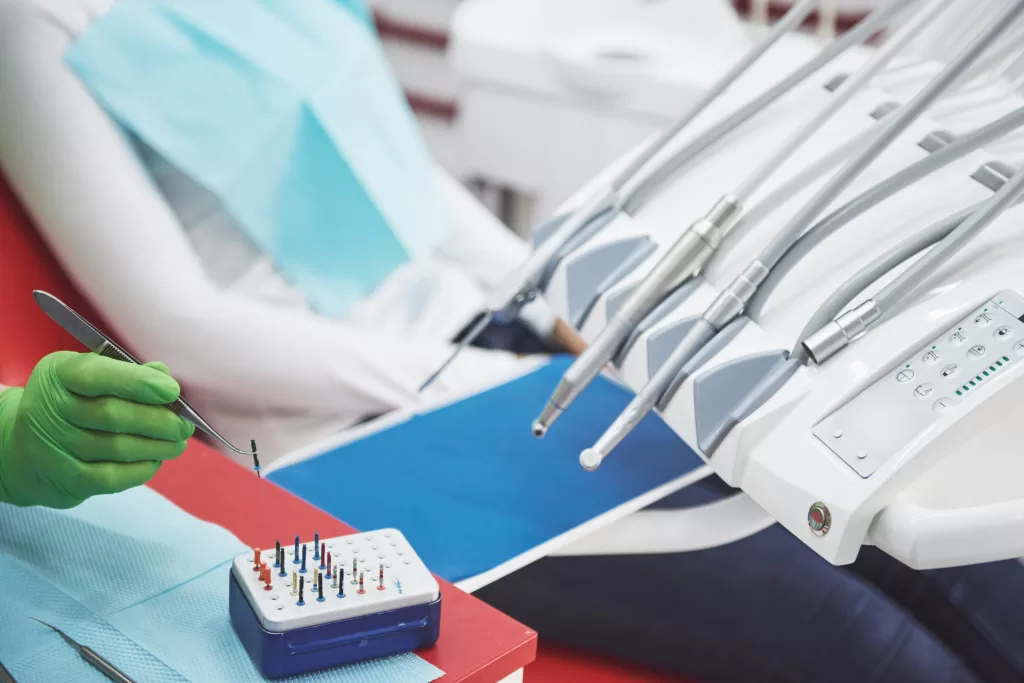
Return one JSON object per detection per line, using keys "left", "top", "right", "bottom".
{"left": 95, "top": 342, "right": 249, "bottom": 455}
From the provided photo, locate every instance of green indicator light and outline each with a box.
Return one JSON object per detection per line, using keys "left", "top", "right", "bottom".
{"left": 985, "top": 308, "right": 989, "bottom": 312}
{"left": 984, "top": 371, "right": 990, "bottom": 377}
{"left": 998, "top": 360, "right": 1004, "bottom": 367}
{"left": 1004, "top": 356, "right": 1010, "bottom": 362}
{"left": 990, "top": 366, "right": 996, "bottom": 372}
{"left": 956, "top": 390, "right": 962, "bottom": 396}
{"left": 932, "top": 346, "right": 937, "bottom": 350}
{"left": 963, "top": 385, "right": 970, "bottom": 391}
{"left": 976, "top": 376, "right": 983, "bottom": 382}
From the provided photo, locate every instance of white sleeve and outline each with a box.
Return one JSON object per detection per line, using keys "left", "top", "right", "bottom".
{"left": 433, "top": 168, "right": 530, "bottom": 291}
{"left": 0, "top": 0, "right": 526, "bottom": 418}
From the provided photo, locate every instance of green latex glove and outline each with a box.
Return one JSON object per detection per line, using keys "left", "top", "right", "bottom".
{"left": 0, "top": 351, "right": 195, "bottom": 508}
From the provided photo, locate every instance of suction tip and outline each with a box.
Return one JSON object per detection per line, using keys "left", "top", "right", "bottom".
{"left": 531, "top": 421, "right": 547, "bottom": 438}
{"left": 579, "top": 448, "right": 603, "bottom": 471}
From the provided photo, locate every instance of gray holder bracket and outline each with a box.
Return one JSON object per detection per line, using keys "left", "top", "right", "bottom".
{"left": 532, "top": 212, "right": 570, "bottom": 248}
{"left": 566, "top": 235, "right": 658, "bottom": 329}
{"left": 917, "top": 129, "right": 955, "bottom": 153}
{"left": 538, "top": 207, "right": 619, "bottom": 291}
{"left": 694, "top": 350, "right": 802, "bottom": 456}
{"left": 824, "top": 73, "right": 848, "bottom": 92}
{"left": 605, "top": 282, "right": 639, "bottom": 325}
{"left": 972, "top": 161, "right": 1017, "bottom": 193}
{"left": 645, "top": 316, "right": 701, "bottom": 379}
{"left": 614, "top": 277, "right": 705, "bottom": 368}
{"left": 656, "top": 317, "right": 748, "bottom": 412}
{"left": 870, "top": 101, "right": 900, "bottom": 120}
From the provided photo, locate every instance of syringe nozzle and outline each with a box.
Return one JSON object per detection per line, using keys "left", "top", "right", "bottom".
{"left": 580, "top": 448, "right": 604, "bottom": 471}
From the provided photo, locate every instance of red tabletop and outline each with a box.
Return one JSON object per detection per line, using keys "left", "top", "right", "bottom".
{"left": 149, "top": 442, "right": 537, "bottom": 683}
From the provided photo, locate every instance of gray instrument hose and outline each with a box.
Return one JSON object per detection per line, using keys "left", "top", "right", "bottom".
{"left": 873, "top": 161, "right": 1024, "bottom": 312}
{"left": 745, "top": 104, "right": 1024, "bottom": 320}
{"left": 789, "top": 205, "right": 975, "bottom": 362}
{"left": 619, "top": 0, "right": 918, "bottom": 216}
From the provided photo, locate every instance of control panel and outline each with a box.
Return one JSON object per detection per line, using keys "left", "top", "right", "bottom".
{"left": 813, "top": 292, "right": 1024, "bottom": 478}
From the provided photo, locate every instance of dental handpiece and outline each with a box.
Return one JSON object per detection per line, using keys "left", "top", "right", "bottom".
{"left": 580, "top": 0, "right": 1024, "bottom": 470}
{"left": 534, "top": 0, "right": 935, "bottom": 436}
{"left": 418, "top": 0, "right": 823, "bottom": 392}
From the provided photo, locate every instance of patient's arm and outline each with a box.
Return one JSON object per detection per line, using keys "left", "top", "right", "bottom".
{"left": 0, "top": 1, "right": 526, "bottom": 419}
{"left": 434, "top": 169, "right": 530, "bottom": 291}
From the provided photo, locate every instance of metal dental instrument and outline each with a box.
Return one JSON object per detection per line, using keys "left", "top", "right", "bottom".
{"left": 32, "top": 619, "right": 135, "bottom": 683}
{"left": 580, "top": 0, "right": 1024, "bottom": 471}
{"left": 793, "top": 205, "right": 978, "bottom": 363}
{"left": 533, "top": 0, "right": 943, "bottom": 437}
{"left": 803, "top": 162, "right": 1024, "bottom": 363}
{"left": 32, "top": 290, "right": 251, "bottom": 456}
{"left": 417, "top": 0, "right": 822, "bottom": 392}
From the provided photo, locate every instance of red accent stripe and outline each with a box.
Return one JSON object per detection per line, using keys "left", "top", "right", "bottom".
{"left": 731, "top": 1, "right": 871, "bottom": 32}
{"left": 406, "top": 91, "right": 459, "bottom": 122}
{"left": 374, "top": 11, "right": 449, "bottom": 50}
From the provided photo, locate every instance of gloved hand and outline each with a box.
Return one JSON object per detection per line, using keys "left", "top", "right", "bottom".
{"left": 0, "top": 351, "right": 194, "bottom": 508}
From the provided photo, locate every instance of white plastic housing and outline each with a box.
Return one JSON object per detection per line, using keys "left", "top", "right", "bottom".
{"left": 542, "top": 61, "right": 1024, "bottom": 569}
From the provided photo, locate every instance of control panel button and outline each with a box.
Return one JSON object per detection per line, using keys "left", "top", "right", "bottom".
{"left": 914, "top": 384, "right": 933, "bottom": 398}
{"left": 896, "top": 370, "right": 914, "bottom": 383}
{"left": 940, "top": 364, "right": 960, "bottom": 378}
{"left": 975, "top": 312, "right": 994, "bottom": 327}
{"left": 948, "top": 331, "right": 968, "bottom": 345}
{"left": 994, "top": 326, "right": 1013, "bottom": 340}
{"left": 1015, "top": 340, "right": 1024, "bottom": 356}
{"left": 933, "top": 397, "right": 954, "bottom": 414}
{"left": 921, "top": 350, "right": 940, "bottom": 364}
{"left": 967, "top": 345, "right": 986, "bottom": 360}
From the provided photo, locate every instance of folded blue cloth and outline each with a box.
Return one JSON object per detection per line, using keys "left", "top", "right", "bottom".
{"left": 0, "top": 488, "right": 443, "bottom": 682}
{"left": 66, "top": 0, "right": 449, "bottom": 318}
{"left": 270, "top": 357, "right": 704, "bottom": 582}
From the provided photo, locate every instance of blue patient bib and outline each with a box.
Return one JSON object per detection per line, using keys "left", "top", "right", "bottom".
{"left": 66, "top": 0, "right": 449, "bottom": 318}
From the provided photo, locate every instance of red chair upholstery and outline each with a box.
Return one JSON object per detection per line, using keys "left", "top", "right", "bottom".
{"left": 0, "top": 174, "right": 106, "bottom": 385}
{"left": 529, "top": 644, "right": 686, "bottom": 683}
{"left": 0, "top": 172, "right": 687, "bottom": 683}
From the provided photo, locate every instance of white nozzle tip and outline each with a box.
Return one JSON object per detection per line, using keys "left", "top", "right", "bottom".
{"left": 580, "top": 448, "right": 603, "bottom": 471}
{"left": 531, "top": 421, "right": 547, "bottom": 438}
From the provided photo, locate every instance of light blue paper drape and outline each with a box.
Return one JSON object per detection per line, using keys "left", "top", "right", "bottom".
{"left": 66, "top": 0, "right": 449, "bottom": 318}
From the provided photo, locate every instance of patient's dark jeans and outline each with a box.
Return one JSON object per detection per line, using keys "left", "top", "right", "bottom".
{"left": 476, "top": 477, "right": 1024, "bottom": 683}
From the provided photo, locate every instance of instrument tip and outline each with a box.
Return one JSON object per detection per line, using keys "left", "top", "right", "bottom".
{"left": 533, "top": 398, "right": 565, "bottom": 438}
{"left": 418, "top": 371, "right": 442, "bottom": 393}
{"left": 579, "top": 448, "right": 603, "bottom": 471}
{"left": 250, "top": 440, "right": 261, "bottom": 478}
